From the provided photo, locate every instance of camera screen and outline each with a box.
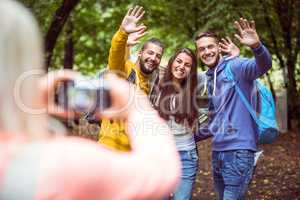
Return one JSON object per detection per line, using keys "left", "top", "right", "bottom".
{"left": 68, "top": 87, "right": 98, "bottom": 113}
{"left": 56, "top": 76, "right": 111, "bottom": 115}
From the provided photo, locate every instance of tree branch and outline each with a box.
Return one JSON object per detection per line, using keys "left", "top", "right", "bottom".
{"left": 45, "top": 0, "right": 80, "bottom": 70}
{"left": 292, "top": 0, "right": 300, "bottom": 61}
{"left": 64, "top": 17, "right": 74, "bottom": 69}
{"left": 260, "top": 0, "right": 287, "bottom": 87}
{"left": 274, "top": 0, "right": 292, "bottom": 53}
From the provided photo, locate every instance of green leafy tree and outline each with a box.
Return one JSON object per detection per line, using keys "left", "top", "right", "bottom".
{"left": 19, "top": 0, "right": 300, "bottom": 128}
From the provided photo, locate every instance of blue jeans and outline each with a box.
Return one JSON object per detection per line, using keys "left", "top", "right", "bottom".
{"left": 173, "top": 148, "right": 199, "bottom": 200}
{"left": 212, "top": 150, "right": 254, "bottom": 200}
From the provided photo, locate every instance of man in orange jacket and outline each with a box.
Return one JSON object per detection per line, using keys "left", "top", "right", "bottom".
{"left": 98, "top": 6, "right": 165, "bottom": 151}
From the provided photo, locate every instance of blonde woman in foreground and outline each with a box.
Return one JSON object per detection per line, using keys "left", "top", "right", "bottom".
{"left": 0, "top": 1, "right": 180, "bottom": 199}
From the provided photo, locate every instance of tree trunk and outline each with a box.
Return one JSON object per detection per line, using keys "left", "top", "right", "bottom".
{"left": 272, "top": 0, "right": 300, "bottom": 129}
{"left": 45, "top": 0, "right": 80, "bottom": 70}
{"left": 266, "top": 72, "right": 276, "bottom": 101}
{"left": 286, "top": 57, "right": 298, "bottom": 119}
{"left": 260, "top": 0, "right": 288, "bottom": 87}
{"left": 64, "top": 18, "right": 74, "bottom": 69}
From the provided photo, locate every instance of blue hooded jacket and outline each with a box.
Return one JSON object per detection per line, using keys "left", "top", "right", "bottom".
{"left": 200, "top": 43, "right": 272, "bottom": 152}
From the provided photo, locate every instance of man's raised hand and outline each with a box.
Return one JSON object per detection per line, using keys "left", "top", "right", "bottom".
{"left": 219, "top": 37, "right": 240, "bottom": 60}
{"left": 234, "top": 18, "right": 260, "bottom": 49}
{"left": 121, "top": 6, "right": 145, "bottom": 34}
{"left": 127, "top": 26, "right": 147, "bottom": 47}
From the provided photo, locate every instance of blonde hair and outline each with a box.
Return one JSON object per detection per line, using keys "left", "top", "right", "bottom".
{"left": 0, "top": 0, "right": 45, "bottom": 137}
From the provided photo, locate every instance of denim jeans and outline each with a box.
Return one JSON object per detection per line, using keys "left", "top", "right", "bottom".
{"left": 173, "top": 148, "right": 199, "bottom": 200}
{"left": 212, "top": 150, "right": 254, "bottom": 200}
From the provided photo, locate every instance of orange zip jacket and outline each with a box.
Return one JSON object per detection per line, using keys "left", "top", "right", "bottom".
{"left": 98, "top": 29, "right": 151, "bottom": 151}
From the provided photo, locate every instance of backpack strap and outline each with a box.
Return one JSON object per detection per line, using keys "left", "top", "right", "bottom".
{"left": 0, "top": 142, "right": 43, "bottom": 200}
{"left": 224, "top": 63, "right": 260, "bottom": 126}
{"left": 198, "top": 72, "right": 208, "bottom": 96}
{"left": 127, "top": 69, "right": 136, "bottom": 84}
{"left": 148, "top": 70, "right": 160, "bottom": 106}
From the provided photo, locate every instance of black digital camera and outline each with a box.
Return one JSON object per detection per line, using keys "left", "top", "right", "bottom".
{"left": 56, "top": 75, "right": 111, "bottom": 115}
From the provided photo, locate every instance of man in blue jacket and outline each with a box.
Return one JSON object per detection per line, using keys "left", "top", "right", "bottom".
{"left": 194, "top": 18, "right": 272, "bottom": 200}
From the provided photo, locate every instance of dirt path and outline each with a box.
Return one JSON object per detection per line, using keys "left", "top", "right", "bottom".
{"left": 193, "top": 132, "right": 300, "bottom": 200}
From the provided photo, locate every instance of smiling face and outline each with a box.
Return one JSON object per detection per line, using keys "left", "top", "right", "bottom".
{"left": 157, "top": 48, "right": 198, "bottom": 126}
{"left": 138, "top": 42, "right": 163, "bottom": 75}
{"left": 171, "top": 52, "right": 193, "bottom": 83}
{"left": 195, "top": 36, "right": 220, "bottom": 69}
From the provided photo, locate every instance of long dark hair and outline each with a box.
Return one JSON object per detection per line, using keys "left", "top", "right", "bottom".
{"left": 156, "top": 48, "right": 198, "bottom": 128}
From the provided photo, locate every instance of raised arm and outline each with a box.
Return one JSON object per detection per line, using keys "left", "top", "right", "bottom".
{"left": 231, "top": 18, "right": 272, "bottom": 80}
{"left": 108, "top": 6, "right": 146, "bottom": 73}
{"left": 39, "top": 74, "right": 180, "bottom": 200}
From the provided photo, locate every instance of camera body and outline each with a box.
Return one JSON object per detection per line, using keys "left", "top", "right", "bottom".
{"left": 56, "top": 75, "right": 111, "bottom": 115}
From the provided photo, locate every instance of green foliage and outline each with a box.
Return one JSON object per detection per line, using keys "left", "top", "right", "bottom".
{"left": 18, "top": 0, "right": 300, "bottom": 91}
{"left": 21, "top": 0, "right": 62, "bottom": 33}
